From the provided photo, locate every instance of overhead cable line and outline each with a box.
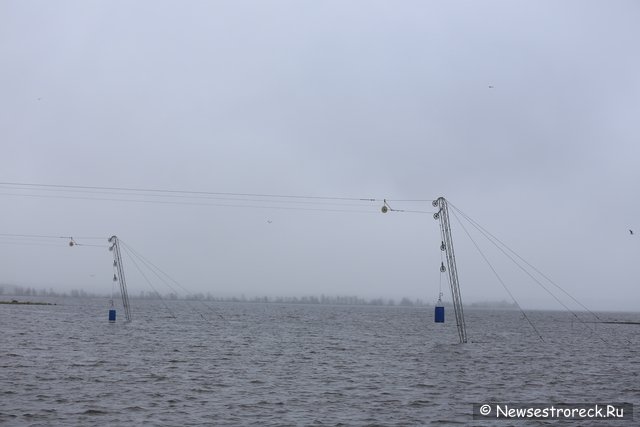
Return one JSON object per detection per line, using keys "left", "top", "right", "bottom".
{"left": 120, "top": 246, "right": 177, "bottom": 319}
{"left": 451, "top": 207, "right": 584, "bottom": 315}
{"left": 0, "top": 233, "right": 75, "bottom": 240}
{"left": 0, "top": 233, "right": 108, "bottom": 248}
{"left": 0, "top": 192, "right": 383, "bottom": 213}
{"left": 449, "top": 203, "right": 602, "bottom": 321}
{"left": 1, "top": 191, "right": 435, "bottom": 215}
{"left": 120, "top": 240, "right": 226, "bottom": 322}
{"left": 0, "top": 240, "right": 70, "bottom": 248}
{"left": 0, "top": 185, "right": 380, "bottom": 207}
{"left": 0, "top": 182, "right": 436, "bottom": 214}
{"left": 0, "top": 181, "right": 384, "bottom": 202}
{"left": 449, "top": 207, "right": 610, "bottom": 345}
{"left": 385, "top": 199, "right": 434, "bottom": 202}
{"left": 449, "top": 208, "right": 545, "bottom": 341}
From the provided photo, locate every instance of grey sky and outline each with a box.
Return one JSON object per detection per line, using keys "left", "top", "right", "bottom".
{"left": 1, "top": 1, "right": 639, "bottom": 310}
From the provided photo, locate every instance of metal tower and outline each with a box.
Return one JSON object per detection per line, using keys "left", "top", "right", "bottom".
{"left": 433, "top": 197, "right": 467, "bottom": 343}
{"left": 109, "top": 235, "right": 132, "bottom": 322}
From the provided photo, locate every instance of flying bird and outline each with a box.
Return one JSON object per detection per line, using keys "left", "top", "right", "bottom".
{"left": 267, "top": 220, "right": 272, "bottom": 224}
{"left": 630, "top": 229, "right": 634, "bottom": 235}
{"left": 488, "top": 85, "right": 494, "bottom": 89}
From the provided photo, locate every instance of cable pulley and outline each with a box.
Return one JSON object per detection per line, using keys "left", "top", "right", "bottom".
{"left": 380, "top": 199, "right": 407, "bottom": 213}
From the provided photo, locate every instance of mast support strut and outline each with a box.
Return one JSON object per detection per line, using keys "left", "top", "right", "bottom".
{"left": 433, "top": 197, "right": 467, "bottom": 343}
{"left": 109, "top": 235, "right": 131, "bottom": 322}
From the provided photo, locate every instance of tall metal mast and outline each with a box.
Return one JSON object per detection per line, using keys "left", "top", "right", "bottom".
{"left": 433, "top": 197, "right": 467, "bottom": 343}
{"left": 109, "top": 235, "right": 131, "bottom": 322}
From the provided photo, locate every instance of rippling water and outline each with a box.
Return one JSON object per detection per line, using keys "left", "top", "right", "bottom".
{"left": 1, "top": 298, "right": 638, "bottom": 426}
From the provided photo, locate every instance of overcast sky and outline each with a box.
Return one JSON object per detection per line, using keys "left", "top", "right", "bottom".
{"left": 1, "top": 0, "right": 639, "bottom": 310}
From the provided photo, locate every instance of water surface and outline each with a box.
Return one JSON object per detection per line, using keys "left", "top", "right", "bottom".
{"left": 1, "top": 298, "right": 638, "bottom": 425}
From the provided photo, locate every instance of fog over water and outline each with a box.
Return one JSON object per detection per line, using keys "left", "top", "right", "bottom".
{"left": 1, "top": 1, "right": 639, "bottom": 311}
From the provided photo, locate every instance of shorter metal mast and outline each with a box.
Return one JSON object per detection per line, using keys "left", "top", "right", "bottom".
{"left": 433, "top": 197, "right": 467, "bottom": 343}
{"left": 109, "top": 235, "right": 131, "bottom": 322}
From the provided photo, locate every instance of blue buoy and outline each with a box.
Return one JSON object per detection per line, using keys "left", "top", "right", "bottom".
{"left": 435, "top": 293, "right": 444, "bottom": 323}
{"left": 109, "top": 309, "right": 116, "bottom": 322}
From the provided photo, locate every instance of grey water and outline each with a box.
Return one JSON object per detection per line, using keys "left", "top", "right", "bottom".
{"left": 1, "top": 298, "right": 638, "bottom": 426}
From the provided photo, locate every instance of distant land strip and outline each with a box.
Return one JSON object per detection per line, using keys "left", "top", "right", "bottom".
{"left": 1, "top": 285, "right": 517, "bottom": 309}
{"left": 0, "top": 299, "right": 56, "bottom": 305}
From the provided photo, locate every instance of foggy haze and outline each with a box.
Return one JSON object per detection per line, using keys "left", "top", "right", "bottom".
{"left": 1, "top": 1, "right": 639, "bottom": 311}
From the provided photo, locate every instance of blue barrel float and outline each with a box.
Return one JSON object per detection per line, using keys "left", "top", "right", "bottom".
{"left": 108, "top": 299, "right": 116, "bottom": 322}
{"left": 435, "top": 294, "right": 445, "bottom": 323}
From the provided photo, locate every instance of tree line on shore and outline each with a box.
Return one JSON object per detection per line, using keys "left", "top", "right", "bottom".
{"left": 0, "top": 285, "right": 429, "bottom": 306}
{"left": 1, "top": 284, "right": 517, "bottom": 308}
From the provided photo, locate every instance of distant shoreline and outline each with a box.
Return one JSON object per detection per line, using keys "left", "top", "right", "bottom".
{"left": 0, "top": 299, "right": 56, "bottom": 306}
{"left": 0, "top": 293, "right": 520, "bottom": 309}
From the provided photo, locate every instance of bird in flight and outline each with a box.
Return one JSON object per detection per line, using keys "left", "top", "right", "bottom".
{"left": 630, "top": 229, "right": 634, "bottom": 235}
{"left": 267, "top": 220, "right": 272, "bottom": 224}
{"left": 488, "top": 85, "right": 494, "bottom": 89}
